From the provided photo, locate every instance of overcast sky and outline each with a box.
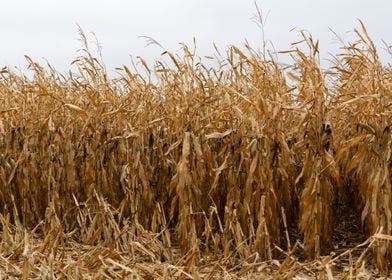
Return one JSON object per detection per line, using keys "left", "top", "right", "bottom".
{"left": 0, "top": 0, "right": 390, "bottom": 73}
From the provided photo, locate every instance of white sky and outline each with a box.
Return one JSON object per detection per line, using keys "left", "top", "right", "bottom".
{"left": 0, "top": 0, "right": 391, "bottom": 73}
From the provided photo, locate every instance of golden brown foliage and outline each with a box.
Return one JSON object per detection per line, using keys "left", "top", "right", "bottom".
{"left": 0, "top": 23, "right": 391, "bottom": 278}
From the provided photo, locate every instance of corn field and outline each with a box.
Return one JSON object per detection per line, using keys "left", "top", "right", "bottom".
{"left": 0, "top": 23, "right": 391, "bottom": 278}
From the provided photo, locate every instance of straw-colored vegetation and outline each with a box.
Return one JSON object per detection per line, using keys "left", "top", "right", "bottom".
{"left": 0, "top": 22, "right": 391, "bottom": 279}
